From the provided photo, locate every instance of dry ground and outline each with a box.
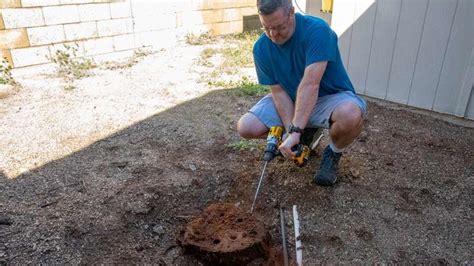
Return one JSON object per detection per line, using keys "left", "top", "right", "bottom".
{"left": 0, "top": 36, "right": 473, "bottom": 264}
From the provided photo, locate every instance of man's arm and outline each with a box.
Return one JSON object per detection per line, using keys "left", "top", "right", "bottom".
{"left": 270, "top": 84, "right": 294, "bottom": 132}
{"left": 279, "top": 61, "right": 328, "bottom": 158}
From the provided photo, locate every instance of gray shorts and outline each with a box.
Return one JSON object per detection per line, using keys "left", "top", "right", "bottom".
{"left": 249, "top": 91, "right": 367, "bottom": 129}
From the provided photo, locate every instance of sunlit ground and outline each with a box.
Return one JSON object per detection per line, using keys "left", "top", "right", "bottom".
{"left": 0, "top": 31, "right": 264, "bottom": 179}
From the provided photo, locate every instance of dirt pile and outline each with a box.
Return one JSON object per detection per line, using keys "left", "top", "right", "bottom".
{"left": 182, "top": 203, "right": 269, "bottom": 264}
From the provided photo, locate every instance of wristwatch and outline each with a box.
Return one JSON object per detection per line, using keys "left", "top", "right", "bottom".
{"left": 288, "top": 123, "right": 304, "bottom": 134}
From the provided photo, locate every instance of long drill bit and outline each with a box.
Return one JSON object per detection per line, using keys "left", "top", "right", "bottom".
{"left": 251, "top": 161, "right": 268, "bottom": 213}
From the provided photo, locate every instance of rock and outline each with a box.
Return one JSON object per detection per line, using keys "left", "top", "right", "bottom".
{"left": 0, "top": 216, "right": 12, "bottom": 226}
{"left": 0, "top": 84, "right": 15, "bottom": 99}
{"left": 126, "top": 201, "right": 151, "bottom": 214}
{"left": 111, "top": 161, "right": 129, "bottom": 169}
{"left": 152, "top": 225, "right": 165, "bottom": 236}
{"left": 349, "top": 168, "right": 360, "bottom": 178}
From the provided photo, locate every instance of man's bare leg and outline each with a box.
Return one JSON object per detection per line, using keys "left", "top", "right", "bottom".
{"left": 314, "top": 101, "right": 363, "bottom": 186}
{"left": 237, "top": 113, "right": 269, "bottom": 139}
{"left": 329, "top": 102, "right": 363, "bottom": 149}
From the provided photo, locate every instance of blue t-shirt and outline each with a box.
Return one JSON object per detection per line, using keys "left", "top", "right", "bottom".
{"left": 253, "top": 13, "right": 354, "bottom": 101}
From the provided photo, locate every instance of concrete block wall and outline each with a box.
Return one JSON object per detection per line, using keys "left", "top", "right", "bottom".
{"left": 0, "top": 0, "right": 259, "bottom": 68}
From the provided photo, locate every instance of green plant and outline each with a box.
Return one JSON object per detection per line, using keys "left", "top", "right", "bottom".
{"left": 48, "top": 44, "right": 96, "bottom": 83}
{"left": 225, "top": 139, "right": 258, "bottom": 151}
{"left": 237, "top": 76, "right": 268, "bottom": 96}
{"left": 103, "top": 48, "right": 153, "bottom": 70}
{"left": 185, "top": 32, "right": 215, "bottom": 45}
{"left": 0, "top": 58, "right": 17, "bottom": 85}
{"left": 221, "top": 30, "right": 261, "bottom": 69}
{"left": 198, "top": 48, "right": 216, "bottom": 67}
{"left": 208, "top": 76, "right": 268, "bottom": 96}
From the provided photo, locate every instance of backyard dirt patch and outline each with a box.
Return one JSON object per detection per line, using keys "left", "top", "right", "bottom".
{"left": 0, "top": 37, "right": 473, "bottom": 264}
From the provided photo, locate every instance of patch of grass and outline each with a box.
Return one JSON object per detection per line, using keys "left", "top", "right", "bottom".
{"left": 48, "top": 44, "right": 96, "bottom": 88}
{"left": 197, "top": 48, "right": 216, "bottom": 67}
{"left": 103, "top": 48, "right": 154, "bottom": 70}
{"left": 185, "top": 32, "right": 215, "bottom": 45}
{"left": 237, "top": 76, "right": 268, "bottom": 96}
{"left": 0, "top": 58, "right": 17, "bottom": 85}
{"left": 225, "top": 139, "right": 258, "bottom": 151}
{"left": 221, "top": 30, "right": 262, "bottom": 69}
{"left": 199, "top": 30, "right": 262, "bottom": 84}
{"left": 208, "top": 76, "right": 268, "bottom": 96}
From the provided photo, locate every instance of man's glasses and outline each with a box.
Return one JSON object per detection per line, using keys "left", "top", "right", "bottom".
{"left": 261, "top": 13, "right": 291, "bottom": 34}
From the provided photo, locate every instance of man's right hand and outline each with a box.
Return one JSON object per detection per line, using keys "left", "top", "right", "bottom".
{"left": 279, "top": 132, "right": 300, "bottom": 159}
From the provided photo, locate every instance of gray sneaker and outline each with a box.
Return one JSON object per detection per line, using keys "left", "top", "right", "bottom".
{"left": 314, "top": 145, "right": 342, "bottom": 186}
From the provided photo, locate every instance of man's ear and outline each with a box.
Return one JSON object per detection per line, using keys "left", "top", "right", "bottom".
{"left": 290, "top": 6, "right": 295, "bottom": 15}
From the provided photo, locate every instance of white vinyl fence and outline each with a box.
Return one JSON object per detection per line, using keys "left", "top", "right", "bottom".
{"left": 328, "top": 0, "right": 473, "bottom": 120}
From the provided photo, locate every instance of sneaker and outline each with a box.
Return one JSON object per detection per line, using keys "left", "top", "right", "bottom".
{"left": 314, "top": 145, "right": 342, "bottom": 186}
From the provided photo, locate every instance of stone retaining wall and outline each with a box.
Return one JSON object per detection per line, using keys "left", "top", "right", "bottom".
{"left": 0, "top": 0, "right": 258, "bottom": 68}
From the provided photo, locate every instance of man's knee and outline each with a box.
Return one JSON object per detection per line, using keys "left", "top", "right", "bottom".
{"left": 237, "top": 113, "right": 267, "bottom": 139}
{"left": 332, "top": 102, "right": 363, "bottom": 131}
{"left": 237, "top": 115, "right": 251, "bottom": 138}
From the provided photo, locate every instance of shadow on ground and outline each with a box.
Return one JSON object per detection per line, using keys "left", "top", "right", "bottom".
{"left": 1, "top": 87, "right": 473, "bottom": 264}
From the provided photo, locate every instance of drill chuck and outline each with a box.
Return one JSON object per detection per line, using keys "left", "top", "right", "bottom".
{"left": 263, "top": 144, "right": 278, "bottom": 161}
{"left": 263, "top": 126, "right": 283, "bottom": 162}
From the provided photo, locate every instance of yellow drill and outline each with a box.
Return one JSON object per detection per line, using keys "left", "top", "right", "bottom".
{"left": 263, "top": 126, "right": 310, "bottom": 167}
{"left": 251, "top": 126, "right": 310, "bottom": 212}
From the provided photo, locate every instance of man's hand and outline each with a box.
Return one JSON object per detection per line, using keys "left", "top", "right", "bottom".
{"left": 279, "top": 132, "right": 301, "bottom": 158}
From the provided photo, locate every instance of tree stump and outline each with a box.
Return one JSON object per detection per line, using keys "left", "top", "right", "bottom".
{"left": 182, "top": 203, "right": 269, "bottom": 264}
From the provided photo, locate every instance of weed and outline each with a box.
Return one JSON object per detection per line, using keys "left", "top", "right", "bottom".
{"left": 0, "top": 58, "right": 17, "bottom": 86}
{"left": 208, "top": 76, "right": 268, "bottom": 96}
{"left": 225, "top": 139, "right": 258, "bottom": 151}
{"left": 103, "top": 48, "right": 153, "bottom": 70}
{"left": 197, "top": 48, "right": 216, "bottom": 67}
{"left": 64, "top": 84, "right": 76, "bottom": 91}
{"left": 185, "top": 32, "right": 215, "bottom": 45}
{"left": 199, "top": 30, "right": 261, "bottom": 84}
{"left": 48, "top": 44, "right": 96, "bottom": 87}
{"left": 220, "top": 30, "right": 261, "bottom": 69}
{"left": 207, "top": 80, "right": 232, "bottom": 88}
{"left": 237, "top": 76, "right": 268, "bottom": 96}
{"left": 133, "top": 48, "right": 153, "bottom": 58}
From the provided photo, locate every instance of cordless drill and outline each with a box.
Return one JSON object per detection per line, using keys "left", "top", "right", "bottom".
{"left": 252, "top": 126, "right": 310, "bottom": 212}
{"left": 263, "top": 126, "right": 310, "bottom": 167}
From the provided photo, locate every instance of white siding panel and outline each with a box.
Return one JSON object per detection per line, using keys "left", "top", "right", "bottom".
{"left": 433, "top": 0, "right": 474, "bottom": 115}
{"left": 365, "top": 0, "right": 401, "bottom": 99}
{"left": 458, "top": 48, "right": 474, "bottom": 118}
{"left": 386, "top": 0, "right": 428, "bottom": 104}
{"left": 331, "top": 0, "right": 356, "bottom": 68}
{"left": 338, "top": 33, "right": 351, "bottom": 70}
{"left": 347, "top": 0, "right": 376, "bottom": 94}
{"left": 408, "top": 0, "right": 457, "bottom": 110}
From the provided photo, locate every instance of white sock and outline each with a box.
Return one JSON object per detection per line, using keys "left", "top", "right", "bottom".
{"left": 329, "top": 142, "right": 344, "bottom": 153}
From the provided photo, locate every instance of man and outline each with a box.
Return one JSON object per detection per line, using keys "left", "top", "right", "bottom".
{"left": 237, "top": 0, "right": 367, "bottom": 186}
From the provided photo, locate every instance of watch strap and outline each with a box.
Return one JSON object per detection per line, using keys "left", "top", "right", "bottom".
{"left": 288, "top": 123, "right": 303, "bottom": 134}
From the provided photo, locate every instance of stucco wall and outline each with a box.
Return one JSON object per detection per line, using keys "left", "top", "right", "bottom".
{"left": 0, "top": 0, "right": 258, "bottom": 68}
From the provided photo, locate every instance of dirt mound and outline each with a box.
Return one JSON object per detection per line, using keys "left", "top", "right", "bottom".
{"left": 182, "top": 203, "right": 269, "bottom": 264}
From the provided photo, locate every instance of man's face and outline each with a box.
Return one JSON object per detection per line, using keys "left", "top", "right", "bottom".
{"left": 259, "top": 7, "right": 295, "bottom": 45}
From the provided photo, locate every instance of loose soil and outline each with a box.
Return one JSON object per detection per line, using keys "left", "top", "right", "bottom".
{"left": 0, "top": 39, "right": 473, "bottom": 264}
